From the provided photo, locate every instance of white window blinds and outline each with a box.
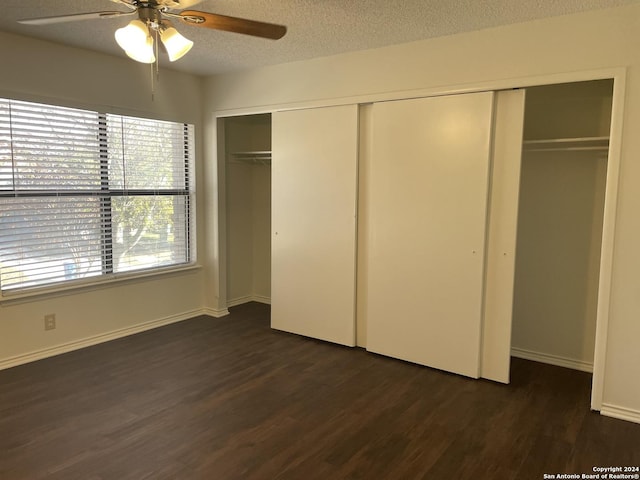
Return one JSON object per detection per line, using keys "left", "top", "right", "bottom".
{"left": 0, "top": 98, "right": 195, "bottom": 294}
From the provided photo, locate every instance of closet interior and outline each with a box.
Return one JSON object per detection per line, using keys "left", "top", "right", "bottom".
{"left": 511, "top": 79, "right": 613, "bottom": 372}
{"left": 224, "top": 114, "right": 272, "bottom": 307}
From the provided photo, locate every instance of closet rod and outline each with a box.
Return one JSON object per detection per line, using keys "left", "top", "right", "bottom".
{"left": 523, "top": 136, "right": 609, "bottom": 145}
{"left": 524, "top": 146, "right": 609, "bottom": 153}
{"left": 227, "top": 151, "right": 272, "bottom": 165}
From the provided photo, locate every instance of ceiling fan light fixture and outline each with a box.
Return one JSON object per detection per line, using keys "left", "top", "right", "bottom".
{"left": 124, "top": 35, "right": 156, "bottom": 64}
{"left": 115, "top": 19, "right": 155, "bottom": 64}
{"left": 160, "top": 25, "right": 194, "bottom": 62}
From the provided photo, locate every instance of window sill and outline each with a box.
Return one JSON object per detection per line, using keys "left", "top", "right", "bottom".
{"left": 0, "top": 264, "right": 202, "bottom": 306}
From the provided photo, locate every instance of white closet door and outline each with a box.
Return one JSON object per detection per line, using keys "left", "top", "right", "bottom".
{"left": 481, "top": 89, "right": 526, "bottom": 383}
{"left": 366, "top": 92, "right": 494, "bottom": 378}
{"left": 271, "top": 105, "right": 358, "bottom": 346}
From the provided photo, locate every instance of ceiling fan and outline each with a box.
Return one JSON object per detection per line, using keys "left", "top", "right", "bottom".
{"left": 18, "top": 0, "right": 287, "bottom": 64}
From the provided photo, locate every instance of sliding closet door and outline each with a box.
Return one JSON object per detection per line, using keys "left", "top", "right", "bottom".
{"left": 271, "top": 105, "right": 358, "bottom": 346}
{"left": 366, "top": 92, "right": 494, "bottom": 378}
{"left": 481, "top": 89, "right": 526, "bottom": 383}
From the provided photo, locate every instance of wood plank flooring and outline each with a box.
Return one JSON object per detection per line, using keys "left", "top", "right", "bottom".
{"left": 1, "top": 302, "right": 639, "bottom": 479}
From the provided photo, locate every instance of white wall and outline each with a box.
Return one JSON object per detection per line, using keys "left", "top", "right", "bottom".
{"left": 512, "top": 150, "right": 607, "bottom": 367}
{"left": 0, "top": 31, "right": 207, "bottom": 367}
{"left": 203, "top": 4, "right": 640, "bottom": 419}
{"left": 226, "top": 162, "right": 255, "bottom": 303}
{"left": 224, "top": 115, "right": 271, "bottom": 306}
{"left": 252, "top": 164, "right": 271, "bottom": 301}
{"left": 522, "top": 81, "right": 614, "bottom": 141}
{"left": 511, "top": 81, "right": 611, "bottom": 369}
{"left": 225, "top": 161, "right": 271, "bottom": 305}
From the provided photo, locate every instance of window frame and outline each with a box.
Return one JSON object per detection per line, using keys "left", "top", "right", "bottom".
{"left": 0, "top": 97, "right": 197, "bottom": 299}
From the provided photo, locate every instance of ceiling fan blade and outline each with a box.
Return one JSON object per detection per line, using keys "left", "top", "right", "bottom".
{"left": 109, "top": 0, "right": 138, "bottom": 10}
{"left": 174, "top": 0, "right": 205, "bottom": 8}
{"left": 18, "top": 11, "right": 134, "bottom": 26}
{"left": 180, "top": 10, "right": 287, "bottom": 40}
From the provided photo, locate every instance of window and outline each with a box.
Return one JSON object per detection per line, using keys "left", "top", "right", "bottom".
{"left": 0, "top": 98, "right": 195, "bottom": 294}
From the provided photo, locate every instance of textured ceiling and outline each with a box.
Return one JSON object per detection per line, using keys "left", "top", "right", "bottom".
{"left": 1, "top": 0, "right": 638, "bottom": 76}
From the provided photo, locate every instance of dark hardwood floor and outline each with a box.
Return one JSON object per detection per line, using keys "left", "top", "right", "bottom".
{"left": 1, "top": 302, "right": 639, "bottom": 479}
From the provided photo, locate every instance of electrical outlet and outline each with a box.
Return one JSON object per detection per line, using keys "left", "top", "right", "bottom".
{"left": 44, "top": 314, "right": 56, "bottom": 331}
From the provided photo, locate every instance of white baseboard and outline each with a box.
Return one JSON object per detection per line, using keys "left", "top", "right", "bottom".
{"left": 511, "top": 347, "right": 593, "bottom": 373}
{"left": 252, "top": 295, "right": 271, "bottom": 305}
{"left": 0, "top": 308, "right": 207, "bottom": 371}
{"left": 202, "top": 307, "right": 230, "bottom": 317}
{"left": 227, "top": 295, "right": 271, "bottom": 308}
{"left": 227, "top": 295, "right": 253, "bottom": 308}
{"left": 600, "top": 403, "right": 640, "bottom": 425}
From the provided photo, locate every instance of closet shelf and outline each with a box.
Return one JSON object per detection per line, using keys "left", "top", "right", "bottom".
{"left": 228, "top": 151, "right": 272, "bottom": 165}
{"left": 523, "top": 136, "right": 609, "bottom": 153}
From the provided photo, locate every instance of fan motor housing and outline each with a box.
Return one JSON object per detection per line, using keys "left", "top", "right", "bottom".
{"left": 135, "top": 0, "right": 181, "bottom": 8}
{"left": 137, "top": 5, "right": 162, "bottom": 25}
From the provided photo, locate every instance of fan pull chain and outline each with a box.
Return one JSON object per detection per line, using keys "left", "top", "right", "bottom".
{"left": 150, "top": 26, "right": 160, "bottom": 102}
{"left": 150, "top": 61, "right": 155, "bottom": 102}
{"left": 155, "top": 27, "right": 160, "bottom": 81}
